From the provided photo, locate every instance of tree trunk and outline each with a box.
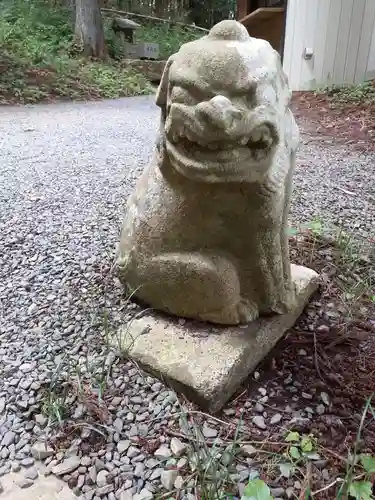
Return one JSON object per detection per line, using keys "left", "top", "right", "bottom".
{"left": 154, "top": 0, "right": 166, "bottom": 17}
{"left": 74, "top": 0, "right": 106, "bottom": 58}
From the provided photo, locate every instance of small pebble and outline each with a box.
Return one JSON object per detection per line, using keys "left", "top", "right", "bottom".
{"left": 223, "top": 408, "right": 236, "bottom": 416}
{"left": 316, "top": 404, "right": 325, "bottom": 415}
{"left": 321, "top": 392, "right": 330, "bottom": 406}
{"left": 302, "top": 392, "right": 313, "bottom": 400}
{"left": 11, "top": 462, "right": 21, "bottom": 473}
{"left": 252, "top": 416, "right": 266, "bottom": 430}
{"left": 160, "top": 469, "right": 178, "bottom": 490}
{"left": 255, "top": 403, "right": 264, "bottom": 413}
{"left": 170, "top": 437, "right": 187, "bottom": 457}
{"left": 127, "top": 446, "right": 140, "bottom": 459}
{"left": 270, "top": 413, "right": 282, "bottom": 425}
{"left": 174, "top": 475, "right": 184, "bottom": 489}
{"left": 25, "top": 467, "right": 38, "bottom": 480}
{"left": 154, "top": 446, "right": 171, "bottom": 460}
{"left": 271, "top": 488, "right": 286, "bottom": 497}
{"left": 202, "top": 423, "right": 218, "bottom": 439}
{"left": 17, "top": 478, "right": 34, "bottom": 489}
{"left": 241, "top": 445, "right": 257, "bottom": 457}
{"left": 294, "top": 481, "right": 302, "bottom": 490}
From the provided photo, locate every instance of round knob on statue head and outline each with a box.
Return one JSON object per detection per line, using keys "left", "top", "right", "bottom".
{"left": 208, "top": 20, "right": 250, "bottom": 42}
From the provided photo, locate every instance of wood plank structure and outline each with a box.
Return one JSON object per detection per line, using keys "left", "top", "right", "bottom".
{"left": 237, "top": 0, "right": 375, "bottom": 90}
{"left": 237, "top": 1, "right": 286, "bottom": 55}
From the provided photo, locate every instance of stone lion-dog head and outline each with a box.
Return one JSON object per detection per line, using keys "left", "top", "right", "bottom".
{"left": 154, "top": 20, "right": 297, "bottom": 184}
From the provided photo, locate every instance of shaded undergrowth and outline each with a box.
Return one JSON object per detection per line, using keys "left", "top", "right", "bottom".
{"left": 0, "top": 0, "right": 200, "bottom": 104}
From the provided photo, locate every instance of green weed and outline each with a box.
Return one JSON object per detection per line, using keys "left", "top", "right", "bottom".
{"left": 317, "top": 79, "right": 375, "bottom": 105}
{"left": 41, "top": 354, "right": 70, "bottom": 426}
{"left": 337, "top": 395, "right": 375, "bottom": 500}
{"left": 81, "top": 62, "right": 153, "bottom": 98}
{"left": 0, "top": 0, "right": 154, "bottom": 103}
{"left": 241, "top": 479, "right": 274, "bottom": 500}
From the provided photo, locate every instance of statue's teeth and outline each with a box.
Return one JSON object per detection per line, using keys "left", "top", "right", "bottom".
{"left": 185, "top": 131, "right": 195, "bottom": 142}
{"left": 195, "top": 137, "right": 206, "bottom": 147}
{"left": 250, "top": 129, "right": 262, "bottom": 142}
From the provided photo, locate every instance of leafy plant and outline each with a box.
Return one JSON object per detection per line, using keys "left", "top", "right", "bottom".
{"left": 41, "top": 353, "right": 69, "bottom": 425}
{"left": 0, "top": 0, "right": 154, "bottom": 103}
{"left": 345, "top": 453, "right": 375, "bottom": 500}
{"left": 175, "top": 401, "right": 246, "bottom": 500}
{"left": 360, "top": 454, "right": 375, "bottom": 473}
{"left": 316, "top": 79, "right": 375, "bottom": 105}
{"left": 337, "top": 395, "right": 375, "bottom": 500}
{"left": 348, "top": 481, "right": 373, "bottom": 500}
{"left": 241, "top": 479, "right": 274, "bottom": 500}
{"left": 42, "top": 389, "right": 68, "bottom": 425}
{"left": 276, "top": 430, "right": 320, "bottom": 483}
{"left": 284, "top": 431, "right": 318, "bottom": 461}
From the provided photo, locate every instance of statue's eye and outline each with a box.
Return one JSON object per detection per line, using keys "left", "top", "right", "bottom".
{"left": 171, "top": 86, "right": 197, "bottom": 105}
{"left": 227, "top": 87, "right": 256, "bottom": 110}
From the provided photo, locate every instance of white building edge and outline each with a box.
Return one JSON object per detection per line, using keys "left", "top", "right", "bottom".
{"left": 283, "top": 0, "right": 375, "bottom": 91}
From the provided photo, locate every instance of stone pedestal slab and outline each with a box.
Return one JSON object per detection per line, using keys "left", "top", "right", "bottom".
{"left": 113, "top": 264, "right": 319, "bottom": 412}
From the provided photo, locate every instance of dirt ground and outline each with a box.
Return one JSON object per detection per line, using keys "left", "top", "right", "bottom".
{"left": 291, "top": 91, "right": 375, "bottom": 152}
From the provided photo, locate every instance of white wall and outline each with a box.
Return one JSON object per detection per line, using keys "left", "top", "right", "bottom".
{"left": 368, "top": 22, "right": 375, "bottom": 78}
{"left": 283, "top": 0, "right": 375, "bottom": 90}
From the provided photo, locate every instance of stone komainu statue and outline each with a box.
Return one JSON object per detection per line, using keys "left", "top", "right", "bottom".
{"left": 116, "top": 20, "right": 300, "bottom": 325}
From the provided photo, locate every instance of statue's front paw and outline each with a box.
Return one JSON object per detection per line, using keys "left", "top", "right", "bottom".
{"left": 237, "top": 298, "right": 259, "bottom": 324}
{"left": 273, "top": 284, "right": 297, "bottom": 314}
{"left": 199, "top": 298, "right": 259, "bottom": 326}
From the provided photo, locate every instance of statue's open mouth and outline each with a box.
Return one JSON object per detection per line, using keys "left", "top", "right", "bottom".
{"left": 165, "top": 130, "right": 275, "bottom": 183}
{"left": 167, "top": 128, "right": 273, "bottom": 160}
{"left": 178, "top": 136, "right": 240, "bottom": 151}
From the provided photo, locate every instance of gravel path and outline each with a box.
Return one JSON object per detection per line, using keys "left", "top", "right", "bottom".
{"left": 0, "top": 96, "right": 374, "bottom": 499}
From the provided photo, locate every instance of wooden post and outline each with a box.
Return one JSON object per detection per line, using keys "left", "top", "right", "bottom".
{"left": 237, "top": 0, "right": 249, "bottom": 20}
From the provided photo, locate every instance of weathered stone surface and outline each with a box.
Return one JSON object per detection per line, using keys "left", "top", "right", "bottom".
{"left": 153, "top": 446, "right": 171, "bottom": 461}
{"left": 114, "top": 265, "right": 318, "bottom": 412}
{"left": 241, "top": 445, "right": 257, "bottom": 457}
{"left": 135, "top": 489, "right": 154, "bottom": 500}
{"left": 96, "top": 469, "right": 108, "bottom": 487}
{"left": 21, "top": 458, "right": 34, "bottom": 468}
{"left": 252, "top": 415, "right": 266, "bottom": 430}
{"left": 116, "top": 20, "right": 300, "bottom": 327}
{"left": 117, "top": 440, "right": 130, "bottom": 454}
{"left": 52, "top": 456, "right": 81, "bottom": 476}
{"left": 24, "top": 466, "right": 39, "bottom": 480}
{"left": 170, "top": 438, "right": 186, "bottom": 458}
{"left": 160, "top": 469, "right": 178, "bottom": 490}
{"left": 1, "top": 469, "right": 76, "bottom": 500}
{"left": 2, "top": 431, "right": 15, "bottom": 447}
{"left": 31, "top": 441, "right": 55, "bottom": 460}
{"left": 16, "top": 479, "right": 34, "bottom": 489}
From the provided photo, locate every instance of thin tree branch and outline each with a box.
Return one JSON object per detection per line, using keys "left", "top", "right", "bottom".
{"left": 101, "top": 8, "right": 209, "bottom": 32}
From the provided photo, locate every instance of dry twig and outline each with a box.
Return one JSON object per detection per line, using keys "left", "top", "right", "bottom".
{"left": 101, "top": 8, "right": 209, "bottom": 32}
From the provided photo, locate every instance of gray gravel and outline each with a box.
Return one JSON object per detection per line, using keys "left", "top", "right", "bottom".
{"left": 0, "top": 95, "right": 374, "bottom": 499}
{"left": 291, "top": 137, "right": 375, "bottom": 239}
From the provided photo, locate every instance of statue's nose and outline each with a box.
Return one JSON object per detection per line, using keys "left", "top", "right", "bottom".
{"left": 196, "top": 95, "right": 243, "bottom": 131}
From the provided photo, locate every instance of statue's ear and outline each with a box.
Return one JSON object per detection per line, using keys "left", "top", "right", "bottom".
{"left": 155, "top": 56, "right": 174, "bottom": 113}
